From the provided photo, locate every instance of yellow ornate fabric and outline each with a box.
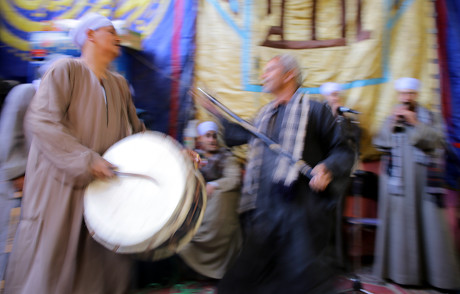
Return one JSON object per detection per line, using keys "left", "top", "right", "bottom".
{"left": 195, "top": 0, "right": 439, "bottom": 160}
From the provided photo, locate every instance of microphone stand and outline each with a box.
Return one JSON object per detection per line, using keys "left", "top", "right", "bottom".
{"left": 331, "top": 106, "right": 373, "bottom": 294}
{"left": 337, "top": 171, "right": 375, "bottom": 294}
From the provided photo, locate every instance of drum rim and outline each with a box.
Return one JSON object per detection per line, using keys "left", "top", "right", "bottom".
{"left": 140, "top": 169, "right": 207, "bottom": 260}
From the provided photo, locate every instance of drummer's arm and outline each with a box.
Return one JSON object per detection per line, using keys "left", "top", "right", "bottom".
{"left": 26, "top": 62, "right": 108, "bottom": 185}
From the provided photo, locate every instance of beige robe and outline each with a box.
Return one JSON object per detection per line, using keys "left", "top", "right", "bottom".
{"left": 4, "top": 58, "right": 145, "bottom": 294}
{"left": 179, "top": 154, "right": 242, "bottom": 279}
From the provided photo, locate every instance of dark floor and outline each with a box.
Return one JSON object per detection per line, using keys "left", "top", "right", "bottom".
{"left": 133, "top": 257, "right": 458, "bottom": 294}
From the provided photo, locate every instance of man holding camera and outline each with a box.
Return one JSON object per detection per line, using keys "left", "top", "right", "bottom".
{"left": 372, "top": 77, "right": 460, "bottom": 290}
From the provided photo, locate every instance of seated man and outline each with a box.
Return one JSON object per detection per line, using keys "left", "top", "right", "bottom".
{"left": 178, "top": 121, "right": 242, "bottom": 280}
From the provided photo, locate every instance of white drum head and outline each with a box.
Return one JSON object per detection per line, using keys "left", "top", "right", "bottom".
{"left": 84, "top": 131, "right": 190, "bottom": 253}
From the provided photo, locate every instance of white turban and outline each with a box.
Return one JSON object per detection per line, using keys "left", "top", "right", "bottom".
{"left": 320, "top": 82, "right": 342, "bottom": 96}
{"left": 395, "top": 77, "right": 420, "bottom": 92}
{"left": 70, "top": 12, "right": 113, "bottom": 48}
{"left": 197, "top": 121, "right": 218, "bottom": 136}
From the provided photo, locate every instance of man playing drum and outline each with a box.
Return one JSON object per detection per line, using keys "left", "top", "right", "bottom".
{"left": 4, "top": 13, "right": 145, "bottom": 294}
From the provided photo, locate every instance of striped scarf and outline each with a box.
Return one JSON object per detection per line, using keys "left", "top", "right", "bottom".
{"left": 238, "top": 91, "right": 309, "bottom": 213}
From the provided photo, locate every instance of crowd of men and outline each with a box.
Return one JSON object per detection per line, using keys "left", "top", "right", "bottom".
{"left": 0, "top": 12, "right": 459, "bottom": 294}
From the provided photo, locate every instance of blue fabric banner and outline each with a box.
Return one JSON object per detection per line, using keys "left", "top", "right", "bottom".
{"left": 437, "top": 0, "right": 460, "bottom": 188}
{"left": 0, "top": 0, "right": 196, "bottom": 140}
{"left": 130, "top": 0, "right": 196, "bottom": 140}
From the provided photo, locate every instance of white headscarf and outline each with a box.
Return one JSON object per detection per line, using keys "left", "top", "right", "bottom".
{"left": 319, "top": 82, "right": 342, "bottom": 96}
{"left": 197, "top": 121, "right": 218, "bottom": 136}
{"left": 69, "top": 12, "right": 113, "bottom": 48}
{"left": 394, "top": 77, "right": 420, "bottom": 91}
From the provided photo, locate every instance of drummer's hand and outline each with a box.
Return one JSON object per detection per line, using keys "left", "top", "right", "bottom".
{"left": 309, "top": 163, "right": 332, "bottom": 192}
{"left": 91, "top": 157, "right": 117, "bottom": 180}
{"left": 182, "top": 149, "right": 201, "bottom": 168}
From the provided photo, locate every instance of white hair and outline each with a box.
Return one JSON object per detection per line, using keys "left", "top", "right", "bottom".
{"left": 275, "top": 54, "right": 303, "bottom": 87}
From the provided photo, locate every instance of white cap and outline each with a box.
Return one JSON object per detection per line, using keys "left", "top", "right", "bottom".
{"left": 197, "top": 121, "right": 218, "bottom": 136}
{"left": 69, "top": 12, "right": 113, "bottom": 48}
{"left": 320, "top": 82, "right": 342, "bottom": 96}
{"left": 395, "top": 77, "right": 420, "bottom": 91}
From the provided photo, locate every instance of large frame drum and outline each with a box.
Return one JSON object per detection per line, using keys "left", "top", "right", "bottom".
{"left": 84, "top": 131, "right": 207, "bottom": 261}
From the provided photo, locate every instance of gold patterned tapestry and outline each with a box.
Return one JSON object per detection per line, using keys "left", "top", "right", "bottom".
{"left": 195, "top": 0, "right": 439, "bottom": 160}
